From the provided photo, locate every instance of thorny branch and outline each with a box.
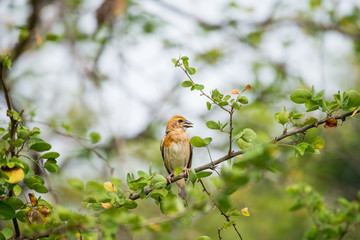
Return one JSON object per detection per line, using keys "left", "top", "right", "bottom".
{"left": 199, "top": 179, "right": 243, "bottom": 240}
{"left": 129, "top": 109, "right": 359, "bottom": 201}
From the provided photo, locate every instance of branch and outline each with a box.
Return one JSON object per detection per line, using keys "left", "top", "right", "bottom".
{"left": 199, "top": 179, "right": 242, "bottom": 240}
{"left": 128, "top": 109, "right": 359, "bottom": 201}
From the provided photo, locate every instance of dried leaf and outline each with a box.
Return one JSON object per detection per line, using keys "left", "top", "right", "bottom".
{"left": 101, "top": 202, "right": 112, "bottom": 209}
{"left": 244, "top": 84, "right": 252, "bottom": 92}
{"left": 26, "top": 209, "right": 44, "bottom": 224}
{"left": 37, "top": 206, "right": 51, "bottom": 217}
{"left": 28, "top": 193, "right": 38, "bottom": 206}
{"left": 324, "top": 117, "right": 337, "bottom": 129}
{"left": 231, "top": 89, "right": 239, "bottom": 94}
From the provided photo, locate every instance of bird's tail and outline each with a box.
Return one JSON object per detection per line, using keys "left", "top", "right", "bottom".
{"left": 176, "top": 179, "right": 187, "bottom": 200}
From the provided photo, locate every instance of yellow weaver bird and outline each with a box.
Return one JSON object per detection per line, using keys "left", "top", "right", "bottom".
{"left": 160, "top": 115, "right": 193, "bottom": 200}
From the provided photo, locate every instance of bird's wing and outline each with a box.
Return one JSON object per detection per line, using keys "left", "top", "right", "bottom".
{"left": 160, "top": 135, "right": 171, "bottom": 174}
{"left": 187, "top": 141, "right": 193, "bottom": 169}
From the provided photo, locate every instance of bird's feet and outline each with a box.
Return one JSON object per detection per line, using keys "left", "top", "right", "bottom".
{"left": 183, "top": 168, "right": 191, "bottom": 178}
{"left": 166, "top": 173, "right": 174, "bottom": 184}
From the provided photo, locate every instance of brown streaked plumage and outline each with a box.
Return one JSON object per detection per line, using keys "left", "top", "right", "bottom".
{"left": 160, "top": 115, "right": 193, "bottom": 200}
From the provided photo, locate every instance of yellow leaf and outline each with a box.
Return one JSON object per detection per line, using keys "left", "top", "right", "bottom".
{"left": 101, "top": 202, "right": 112, "bottom": 209}
{"left": 241, "top": 207, "right": 250, "bottom": 216}
{"left": 2, "top": 167, "right": 24, "bottom": 183}
{"left": 231, "top": 89, "right": 240, "bottom": 94}
{"left": 104, "top": 182, "right": 116, "bottom": 192}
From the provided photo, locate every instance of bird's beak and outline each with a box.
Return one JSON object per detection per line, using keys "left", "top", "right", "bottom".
{"left": 184, "top": 120, "right": 193, "bottom": 128}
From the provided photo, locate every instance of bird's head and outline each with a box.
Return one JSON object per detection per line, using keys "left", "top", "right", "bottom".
{"left": 166, "top": 115, "right": 193, "bottom": 133}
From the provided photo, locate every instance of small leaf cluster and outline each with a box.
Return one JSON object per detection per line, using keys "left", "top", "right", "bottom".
{"left": 287, "top": 184, "right": 360, "bottom": 240}
{"left": 290, "top": 87, "right": 360, "bottom": 113}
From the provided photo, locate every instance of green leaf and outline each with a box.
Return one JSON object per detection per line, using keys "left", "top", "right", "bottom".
{"left": 309, "top": 136, "right": 325, "bottom": 150}
{"left": 13, "top": 185, "right": 21, "bottom": 196}
{"left": 313, "top": 89, "right": 325, "bottom": 100}
{"left": 218, "top": 101, "right": 229, "bottom": 107}
{"left": 151, "top": 189, "right": 168, "bottom": 199}
{"left": 289, "top": 201, "right": 305, "bottom": 211}
{"left": 233, "top": 102, "right": 241, "bottom": 110}
{"left": 293, "top": 113, "right": 305, "bottom": 119}
{"left": 28, "top": 138, "right": 51, "bottom": 152}
{"left": 206, "top": 121, "right": 220, "bottom": 130}
{"left": 14, "top": 138, "right": 23, "bottom": 148}
{"left": 238, "top": 96, "right": 248, "bottom": 104}
{"left": 0, "top": 228, "right": 13, "bottom": 240}
{"left": 343, "top": 90, "right": 360, "bottom": 111}
{"left": 241, "top": 128, "right": 257, "bottom": 142}
{"left": 0, "top": 201, "right": 15, "bottom": 220}
{"left": 203, "top": 137, "right": 212, "bottom": 145}
{"left": 15, "top": 210, "right": 27, "bottom": 222}
{"left": 181, "top": 81, "right": 193, "bottom": 88}
{"left": 89, "top": 132, "right": 101, "bottom": 144}
{"left": 123, "top": 200, "right": 137, "bottom": 209}
{"left": 32, "top": 183, "right": 49, "bottom": 193}
{"left": 44, "top": 159, "right": 59, "bottom": 173}
{"left": 151, "top": 174, "right": 167, "bottom": 189}
{"left": 29, "top": 127, "right": 41, "bottom": 137}
{"left": 190, "top": 136, "right": 207, "bottom": 147}
{"left": 174, "top": 167, "right": 183, "bottom": 176}
{"left": 137, "top": 170, "right": 149, "bottom": 179}
{"left": 278, "top": 110, "right": 289, "bottom": 125}
{"left": 187, "top": 67, "right": 196, "bottom": 75}
{"left": 171, "top": 58, "right": 178, "bottom": 66}
{"left": 290, "top": 89, "right": 312, "bottom": 104}
{"left": 206, "top": 101, "right": 211, "bottom": 110}
{"left": 4, "top": 197, "right": 24, "bottom": 210}
{"left": 295, "top": 142, "right": 315, "bottom": 156}
{"left": 189, "top": 169, "right": 197, "bottom": 185}
{"left": 196, "top": 171, "right": 212, "bottom": 178}
{"left": 194, "top": 84, "right": 204, "bottom": 90}
{"left": 40, "top": 152, "right": 60, "bottom": 159}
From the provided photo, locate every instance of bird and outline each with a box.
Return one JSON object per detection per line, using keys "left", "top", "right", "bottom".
{"left": 160, "top": 115, "right": 193, "bottom": 200}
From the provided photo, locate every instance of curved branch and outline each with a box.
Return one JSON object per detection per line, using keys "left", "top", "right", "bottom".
{"left": 129, "top": 109, "right": 359, "bottom": 201}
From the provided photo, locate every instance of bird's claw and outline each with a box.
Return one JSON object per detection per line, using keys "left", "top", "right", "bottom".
{"left": 166, "top": 173, "right": 174, "bottom": 184}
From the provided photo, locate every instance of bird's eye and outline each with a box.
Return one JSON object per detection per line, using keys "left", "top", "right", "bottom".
{"left": 178, "top": 119, "right": 184, "bottom": 123}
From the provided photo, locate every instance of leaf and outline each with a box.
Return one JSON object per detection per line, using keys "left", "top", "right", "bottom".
{"left": 0, "top": 201, "right": 15, "bottom": 220}
{"left": 293, "top": 113, "right": 305, "bottom": 119}
{"left": 4, "top": 197, "right": 24, "bottom": 210}
{"left": 190, "top": 136, "right": 207, "bottom": 147}
{"left": 151, "top": 174, "right": 167, "bottom": 189}
{"left": 123, "top": 200, "right": 137, "bottom": 209}
{"left": 206, "top": 101, "right": 211, "bottom": 110}
{"left": 231, "top": 89, "right": 239, "bottom": 94}
{"left": 194, "top": 84, "right": 204, "bottom": 90}
{"left": 203, "top": 137, "right": 212, "bottom": 145}
{"left": 241, "top": 207, "right": 250, "bottom": 216}
{"left": 233, "top": 102, "right": 241, "bottom": 110}
{"left": 0, "top": 228, "right": 13, "bottom": 239}
{"left": 89, "top": 132, "right": 101, "bottom": 144}
{"left": 40, "top": 152, "right": 60, "bottom": 159}
{"left": 103, "top": 182, "right": 116, "bottom": 192}
{"left": 238, "top": 96, "right": 248, "bottom": 104}
{"left": 187, "top": 67, "right": 196, "bottom": 75}
{"left": 15, "top": 210, "right": 27, "bottom": 223}
{"left": 343, "top": 90, "right": 360, "bottom": 111}
{"left": 237, "top": 138, "right": 253, "bottom": 149}
{"left": 171, "top": 58, "right": 178, "bottom": 66}
{"left": 196, "top": 171, "right": 212, "bottom": 178}
{"left": 295, "top": 142, "right": 313, "bottom": 156}
{"left": 28, "top": 193, "right": 38, "bottom": 206}
{"left": 206, "top": 121, "right": 220, "bottom": 130}
{"left": 241, "top": 128, "right": 257, "bottom": 142}
{"left": 32, "top": 183, "right": 49, "bottom": 193}
{"left": 278, "top": 110, "right": 289, "bottom": 125}
{"left": 189, "top": 169, "right": 197, "bottom": 185}
{"left": 44, "top": 159, "right": 59, "bottom": 173}
{"left": 28, "top": 138, "right": 52, "bottom": 152}
{"left": 313, "top": 89, "right": 325, "bottom": 100}
{"left": 151, "top": 189, "right": 168, "bottom": 199}
{"left": 137, "top": 170, "right": 149, "bottom": 179}
{"left": 309, "top": 136, "right": 325, "bottom": 149}
{"left": 174, "top": 167, "right": 183, "bottom": 176}
{"left": 290, "top": 89, "right": 312, "bottom": 104}
{"left": 13, "top": 185, "right": 21, "bottom": 196}
{"left": 181, "top": 81, "right": 193, "bottom": 88}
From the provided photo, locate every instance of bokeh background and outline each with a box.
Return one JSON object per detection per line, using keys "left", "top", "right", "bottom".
{"left": 1, "top": 0, "right": 360, "bottom": 239}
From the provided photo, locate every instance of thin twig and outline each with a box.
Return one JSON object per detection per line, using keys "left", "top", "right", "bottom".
{"left": 228, "top": 106, "right": 234, "bottom": 156}
{"left": 199, "top": 179, "right": 242, "bottom": 240}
